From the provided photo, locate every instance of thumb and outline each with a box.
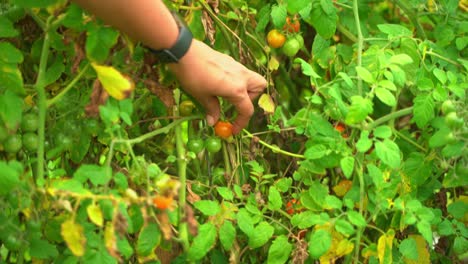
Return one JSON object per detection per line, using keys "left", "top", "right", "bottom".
{"left": 199, "top": 96, "right": 220, "bottom": 126}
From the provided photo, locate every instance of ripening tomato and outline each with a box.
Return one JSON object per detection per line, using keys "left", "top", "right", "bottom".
{"left": 179, "top": 100, "right": 195, "bottom": 116}
{"left": 285, "top": 199, "right": 300, "bottom": 215}
{"left": 283, "top": 17, "right": 300, "bottom": 33}
{"left": 334, "top": 123, "right": 346, "bottom": 133}
{"left": 152, "top": 195, "right": 173, "bottom": 210}
{"left": 214, "top": 121, "right": 233, "bottom": 139}
{"left": 267, "top": 29, "right": 286, "bottom": 48}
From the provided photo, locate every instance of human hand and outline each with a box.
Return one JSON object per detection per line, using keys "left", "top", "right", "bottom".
{"left": 168, "top": 40, "right": 267, "bottom": 134}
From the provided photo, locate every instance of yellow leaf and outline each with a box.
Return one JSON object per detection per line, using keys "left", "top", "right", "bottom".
{"left": 268, "top": 56, "right": 280, "bottom": 71}
{"left": 104, "top": 222, "right": 117, "bottom": 255}
{"left": 404, "top": 235, "right": 430, "bottom": 264}
{"left": 377, "top": 229, "right": 395, "bottom": 264}
{"left": 258, "top": 93, "right": 275, "bottom": 114}
{"left": 61, "top": 219, "right": 86, "bottom": 257}
{"left": 91, "top": 63, "right": 134, "bottom": 100}
{"left": 87, "top": 203, "right": 103, "bottom": 227}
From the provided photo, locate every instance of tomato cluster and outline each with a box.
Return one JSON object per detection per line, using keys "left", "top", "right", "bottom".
{"left": 187, "top": 137, "right": 222, "bottom": 154}
{"left": 266, "top": 17, "right": 303, "bottom": 57}
{"left": 0, "top": 112, "right": 39, "bottom": 155}
{"left": 440, "top": 100, "right": 463, "bottom": 143}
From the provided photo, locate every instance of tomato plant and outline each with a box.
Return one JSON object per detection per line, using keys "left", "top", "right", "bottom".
{"left": 267, "top": 29, "right": 286, "bottom": 48}
{"left": 179, "top": 100, "right": 195, "bottom": 116}
{"left": 22, "top": 132, "right": 38, "bottom": 152}
{"left": 214, "top": 120, "right": 233, "bottom": 139}
{"left": 152, "top": 195, "right": 173, "bottom": 210}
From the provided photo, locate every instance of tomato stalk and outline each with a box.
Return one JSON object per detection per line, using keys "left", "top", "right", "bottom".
{"left": 46, "top": 63, "right": 90, "bottom": 108}
{"left": 353, "top": 0, "right": 364, "bottom": 96}
{"left": 242, "top": 129, "right": 305, "bottom": 159}
{"left": 34, "top": 15, "right": 54, "bottom": 186}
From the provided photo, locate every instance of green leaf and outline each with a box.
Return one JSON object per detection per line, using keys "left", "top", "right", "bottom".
{"left": 324, "top": 195, "right": 342, "bottom": 209}
{"left": 356, "top": 131, "right": 372, "bottom": 153}
{"left": 136, "top": 222, "right": 161, "bottom": 256}
{"left": 268, "top": 186, "right": 282, "bottom": 211}
{"left": 378, "top": 79, "right": 397, "bottom": 91}
{"left": 0, "top": 161, "right": 20, "bottom": 196}
{"left": 0, "top": 62, "right": 24, "bottom": 94}
{"left": 194, "top": 200, "right": 220, "bottom": 216}
{"left": 399, "top": 238, "right": 418, "bottom": 260}
{"left": 0, "top": 17, "right": 19, "bottom": 38}
{"left": 270, "top": 4, "right": 287, "bottom": 29}
{"left": 373, "top": 126, "right": 392, "bottom": 139}
{"left": 304, "top": 144, "right": 328, "bottom": 159}
{"left": 219, "top": 221, "right": 236, "bottom": 250}
{"left": 86, "top": 25, "right": 119, "bottom": 62}
{"left": 339, "top": 72, "right": 356, "bottom": 89}
{"left": 447, "top": 201, "right": 468, "bottom": 220}
{"left": 403, "top": 152, "right": 432, "bottom": 186}
{"left": 340, "top": 157, "right": 354, "bottom": 179}
{"left": 44, "top": 59, "right": 65, "bottom": 87}
{"left": 377, "top": 24, "right": 413, "bottom": 38}
{"left": 275, "top": 177, "right": 292, "bottom": 192}
{"left": 345, "top": 96, "right": 373, "bottom": 124}
{"left": 267, "top": 235, "right": 293, "bottom": 264}
{"left": 375, "top": 87, "right": 396, "bottom": 106}
{"left": 304, "top": 0, "right": 337, "bottom": 38}
{"left": 217, "top": 187, "right": 234, "bottom": 201}
{"left": 291, "top": 212, "right": 329, "bottom": 229}
{"left": 0, "top": 91, "right": 23, "bottom": 130}
{"left": 0, "top": 42, "right": 23, "bottom": 64}
{"left": 334, "top": 219, "right": 355, "bottom": 236}
{"left": 294, "top": 58, "right": 321, "bottom": 80}
{"left": 453, "top": 237, "right": 468, "bottom": 255}
{"left": 308, "top": 229, "right": 332, "bottom": 259}
{"left": 375, "top": 139, "right": 401, "bottom": 169}
{"left": 73, "top": 164, "right": 111, "bottom": 186}
{"left": 416, "top": 220, "right": 432, "bottom": 244}
{"left": 237, "top": 209, "right": 254, "bottom": 236}
{"left": 255, "top": 5, "right": 271, "bottom": 33}
{"left": 29, "top": 237, "right": 59, "bottom": 259}
{"left": 347, "top": 211, "right": 367, "bottom": 228}
{"left": 187, "top": 223, "right": 217, "bottom": 261}
{"left": 355, "top": 66, "right": 375, "bottom": 83}
{"left": 433, "top": 68, "right": 447, "bottom": 84}
{"left": 10, "top": 0, "right": 58, "bottom": 7}
{"left": 117, "top": 237, "right": 134, "bottom": 259}
{"left": 248, "top": 221, "right": 274, "bottom": 249}
{"left": 287, "top": 0, "right": 310, "bottom": 13}
{"left": 437, "top": 219, "right": 455, "bottom": 236}
{"left": 412, "top": 94, "right": 435, "bottom": 128}
{"left": 389, "top": 54, "right": 413, "bottom": 65}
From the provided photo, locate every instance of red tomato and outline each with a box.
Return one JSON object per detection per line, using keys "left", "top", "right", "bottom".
{"left": 214, "top": 121, "right": 233, "bottom": 139}
{"left": 285, "top": 199, "right": 300, "bottom": 215}
{"left": 283, "top": 17, "right": 300, "bottom": 33}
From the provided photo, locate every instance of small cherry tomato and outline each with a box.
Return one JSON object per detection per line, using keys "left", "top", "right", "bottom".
{"left": 21, "top": 113, "right": 39, "bottom": 132}
{"left": 283, "top": 16, "right": 300, "bottom": 33}
{"left": 205, "top": 137, "right": 222, "bottom": 153}
{"left": 3, "top": 134, "right": 22, "bottom": 154}
{"left": 441, "top": 100, "right": 456, "bottom": 115}
{"left": 334, "top": 123, "right": 346, "bottom": 133}
{"left": 152, "top": 195, "right": 173, "bottom": 210}
{"left": 267, "top": 29, "right": 286, "bottom": 48}
{"left": 187, "top": 139, "right": 204, "bottom": 154}
{"left": 285, "top": 199, "right": 300, "bottom": 215}
{"left": 179, "top": 100, "right": 195, "bottom": 116}
{"left": 214, "top": 121, "right": 233, "bottom": 139}
{"left": 445, "top": 112, "right": 463, "bottom": 129}
{"left": 282, "top": 37, "right": 301, "bottom": 57}
{"left": 22, "top": 132, "right": 38, "bottom": 152}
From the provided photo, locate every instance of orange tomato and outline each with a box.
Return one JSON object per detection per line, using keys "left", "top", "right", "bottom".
{"left": 334, "top": 123, "right": 346, "bottom": 133}
{"left": 285, "top": 199, "right": 300, "bottom": 215}
{"left": 152, "top": 195, "right": 173, "bottom": 210}
{"left": 214, "top": 121, "right": 233, "bottom": 139}
{"left": 267, "top": 29, "right": 286, "bottom": 48}
{"left": 283, "top": 17, "right": 300, "bottom": 33}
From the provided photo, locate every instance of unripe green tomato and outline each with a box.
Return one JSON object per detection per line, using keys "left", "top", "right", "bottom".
{"left": 205, "top": 137, "right": 222, "bottom": 153}
{"left": 22, "top": 132, "right": 38, "bottom": 152}
{"left": 0, "top": 125, "right": 8, "bottom": 142}
{"left": 187, "top": 139, "right": 204, "bottom": 154}
{"left": 282, "top": 38, "right": 301, "bottom": 57}
{"left": 21, "top": 113, "right": 39, "bottom": 132}
{"left": 441, "top": 100, "right": 456, "bottom": 115}
{"left": 3, "top": 134, "right": 22, "bottom": 153}
{"left": 212, "top": 167, "right": 226, "bottom": 185}
{"left": 445, "top": 112, "right": 463, "bottom": 129}
{"left": 179, "top": 100, "right": 195, "bottom": 116}
{"left": 294, "top": 34, "right": 304, "bottom": 48}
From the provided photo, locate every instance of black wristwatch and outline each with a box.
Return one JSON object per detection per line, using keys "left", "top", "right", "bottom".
{"left": 148, "top": 11, "right": 193, "bottom": 63}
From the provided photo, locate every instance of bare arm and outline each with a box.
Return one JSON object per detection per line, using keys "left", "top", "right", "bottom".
{"left": 73, "top": 0, "right": 267, "bottom": 133}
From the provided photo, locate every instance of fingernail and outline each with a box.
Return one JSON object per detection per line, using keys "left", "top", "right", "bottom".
{"left": 206, "top": 115, "right": 214, "bottom": 126}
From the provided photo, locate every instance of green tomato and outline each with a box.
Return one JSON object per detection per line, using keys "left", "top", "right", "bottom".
{"left": 0, "top": 125, "right": 8, "bottom": 142}
{"left": 3, "top": 134, "right": 22, "bottom": 153}
{"left": 21, "top": 113, "right": 39, "bottom": 132}
{"left": 205, "top": 137, "right": 222, "bottom": 153}
{"left": 187, "top": 139, "right": 204, "bottom": 154}
{"left": 294, "top": 34, "right": 304, "bottom": 48}
{"left": 179, "top": 100, "right": 195, "bottom": 116}
{"left": 212, "top": 167, "right": 226, "bottom": 185}
{"left": 282, "top": 38, "right": 301, "bottom": 57}
{"left": 22, "top": 132, "right": 38, "bottom": 152}
{"left": 445, "top": 112, "right": 463, "bottom": 129}
{"left": 4, "top": 235, "right": 22, "bottom": 251}
{"left": 441, "top": 100, "right": 456, "bottom": 115}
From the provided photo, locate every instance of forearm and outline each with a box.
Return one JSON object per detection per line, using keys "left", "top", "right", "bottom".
{"left": 72, "top": 0, "right": 179, "bottom": 50}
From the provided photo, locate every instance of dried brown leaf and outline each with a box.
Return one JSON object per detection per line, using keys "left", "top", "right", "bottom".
{"left": 202, "top": 11, "right": 216, "bottom": 45}
{"left": 186, "top": 182, "right": 201, "bottom": 204}
{"left": 157, "top": 212, "right": 173, "bottom": 241}
{"left": 185, "top": 205, "right": 198, "bottom": 236}
{"left": 144, "top": 79, "right": 174, "bottom": 108}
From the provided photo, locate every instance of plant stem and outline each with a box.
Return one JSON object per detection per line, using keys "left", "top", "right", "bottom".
{"left": 46, "top": 63, "right": 90, "bottom": 108}
{"left": 367, "top": 107, "right": 413, "bottom": 130}
{"left": 353, "top": 0, "right": 364, "bottom": 96}
{"left": 242, "top": 129, "right": 305, "bottom": 159}
{"left": 353, "top": 162, "right": 365, "bottom": 262}
{"left": 392, "top": 0, "right": 427, "bottom": 39}
{"left": 35, "top": 16, "right": 54, "bottom": 185}
{"left": 337, "top": 23, "right": 358, "bottom": 43}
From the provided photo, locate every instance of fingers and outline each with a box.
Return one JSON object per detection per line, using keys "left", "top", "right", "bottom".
{"left": 230, "top": 95, "right": 254, "bottom": 134}
{"left": 199, "top": 96, "right": 220, "bottom": 126}
{"left": 246, "top": 71, "right": 267, "bottom": 100}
